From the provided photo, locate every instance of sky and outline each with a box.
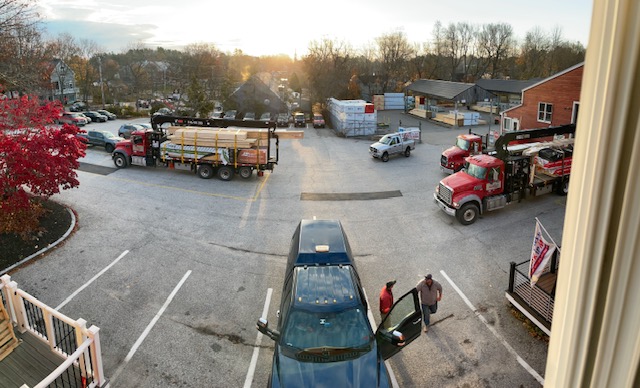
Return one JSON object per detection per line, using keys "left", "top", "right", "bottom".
{"left": 38, "top": 0, "right": 594, "bottom": 58}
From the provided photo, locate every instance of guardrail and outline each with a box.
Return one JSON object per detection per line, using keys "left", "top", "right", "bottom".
{"left": 0, "top": 274, "right": 106, "bottom": 388}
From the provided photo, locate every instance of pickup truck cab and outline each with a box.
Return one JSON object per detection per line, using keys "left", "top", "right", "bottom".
{"left": 293, "top": 112, "right": 305, "bottom": 127}
{"left": 369, "top": 130, "right": 418, "bottom": 162}
{"left": 257, "top": 220, "right": 422, "bottom": 387}
{"left": 77, "top": 129, "right": 125, "bottom": 153}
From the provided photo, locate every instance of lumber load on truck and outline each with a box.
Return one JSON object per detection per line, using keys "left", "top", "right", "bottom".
{"left": 166, "top": 126, "right": 304, "bottom": 141}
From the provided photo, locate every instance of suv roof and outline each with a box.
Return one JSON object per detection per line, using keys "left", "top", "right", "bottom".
{"left": 288, "top": 219, "right": 355, "bottom": 267}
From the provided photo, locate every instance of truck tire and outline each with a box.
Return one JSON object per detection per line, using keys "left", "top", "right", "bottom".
{"left": 197, "top": 164, "right": 214, "bottom": 179}
{"left": 113, "top": 153, "right": 128, "bottom": 169}
{"left": 404, "top": 147, "right": 411, "bottom": 157}
{"left": 238, "top": 166, "right": 252, "bottom": 179}
{"left": 105, "top": 143, "right": 115, "bottom": 153}
{"left": 556, "top": 179, "right": 569, "bottom": 196}
{"left": 218, "top": 166, "right": 234, "bottom": 181}
{"left": 381, "top": 152, "right": 389, "bottom": 162}
{"left": 456, "top": 203, "right": 479, "bottom": 225}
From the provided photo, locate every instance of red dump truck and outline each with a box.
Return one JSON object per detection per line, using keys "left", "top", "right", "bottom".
{"left": 112, "top": 115, "right": 279, "bottom": 181}
{"left": 433, "top": 124, "right": 575, "bottom": 225}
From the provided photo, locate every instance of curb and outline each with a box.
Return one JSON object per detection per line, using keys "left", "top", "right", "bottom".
{"left": 0, "top": 207, "right": 76, "bottom": 276}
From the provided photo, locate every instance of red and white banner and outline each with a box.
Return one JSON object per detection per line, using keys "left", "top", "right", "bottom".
{"left": 529, "top": 220, "right": 557, "bottom": 286}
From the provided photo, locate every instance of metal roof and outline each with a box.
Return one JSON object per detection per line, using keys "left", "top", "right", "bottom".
{"left": 405, "top": 79, "right": 477, "bottom": 100}
{"left": 475, "top": 79, "right": 540, "bottom": 94}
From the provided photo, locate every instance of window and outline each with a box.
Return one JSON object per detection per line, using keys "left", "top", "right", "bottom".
{"left": 538, "top": 102, "right": 553, "bottom": 123}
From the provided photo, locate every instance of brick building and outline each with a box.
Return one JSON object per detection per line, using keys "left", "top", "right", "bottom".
{"left": 501, "top": 62, "right": 583, "bottom": 131}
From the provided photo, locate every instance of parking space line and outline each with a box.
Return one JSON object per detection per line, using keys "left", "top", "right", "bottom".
{"left": 440, "top": 270, "right": 545, "bottom": 385}
{"left": 363, "top": 288, "right": 400, "bottom": 388}
{"left": 55, "top": 250, "right": 129, "bottom": 310}
{"left": 244, "top": 288, "right": 273, "bottom": 388}
{"left": 110, "top": 270, "right": 192, "bottom": 384}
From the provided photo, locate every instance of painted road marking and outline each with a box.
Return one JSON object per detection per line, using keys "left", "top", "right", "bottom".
{"left": 363, "top": 288, "right": 400, "bottom": 388}
{"left": 56, "top": 250, "right": 129, "bottom": 310}
{"left": 110, "top": 270, "right": 192, "bottom": 383}
{"left": 244, "top": 288, "right": 273, "bottom": 388}
{"left": 440, "top": 270, "right": 545, "bottom": 385}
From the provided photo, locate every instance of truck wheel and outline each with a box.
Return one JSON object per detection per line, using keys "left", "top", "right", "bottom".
{"left": 113, "top": 154, "right": 128, "bottom": 169}
{"left": 556, "top": 179, "right": 569, "bottom": 196}
{"left": 456, "top": 203, "right": 479, "bottom": 225}
{"left": 238, "top": 166, "right": 252, "bottom": 179}
{"left": 404, "top": 147, "right": 411, "bottom": 157}
{"left": 381, "top": 152, "right": 389, "bottom": 162}
{"left": 218, "top": 166, "right": 234, "bottom": 181}
{"left": 105, "top": 144, "right": 114, "bottom": 153}
{"left": 197, "top": 164, "right": 214, "bottom": 179}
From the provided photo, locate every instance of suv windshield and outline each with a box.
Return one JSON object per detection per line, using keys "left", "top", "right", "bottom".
{"left": 281, "top": 307, "right": 372, "bottom": 350}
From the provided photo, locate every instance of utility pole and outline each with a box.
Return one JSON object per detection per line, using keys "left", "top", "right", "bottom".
{"left": 98, "top": 56, "right": 105, "bottom": 109}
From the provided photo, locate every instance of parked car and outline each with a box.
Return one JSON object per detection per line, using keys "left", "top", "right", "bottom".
{"left": 97, "top": 109, "right": 117, "bottom": 120}
{"left": 68, "top": 101, "right": 88, "bottom": 112}
{"left": 76, "top": 130, "right": 125, "bottom": 153}
{"left": 293, "top": 112, "right": 305, "bottom": 127}
{"left": 211, "top": 112, "right": 223, "bottom": 119}
{"left": 153, "top": 107, "right": 173, "bottom": 116}
{"left": 243, "top": 112, "right": 255, "bottom": 121}
{"left": 276, "top": 113, "right": 290, "bottom": 127}
{"left": 83, "top": 111, "right": 108, "bottom": 123}
{"left": 58, "top": 112, "right": 88, "bottom": 126}
{"left": 256, "top": 219, "right": 422, "bottom": 387}
{"left": 259, "top": 112, "right": 272, "bottom": 121}
{"left": 224, "top": 110, "right": 237, "bottom": 119}
{"left": 118, "top": 123, "right": 144, "bottom": 139}
{"left": 312, "top": 113, "right": 326, "bottom": 128}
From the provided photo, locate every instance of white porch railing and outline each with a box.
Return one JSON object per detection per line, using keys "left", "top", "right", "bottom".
{"left": 0, "top": 274, "right": 107, "bottom": 387}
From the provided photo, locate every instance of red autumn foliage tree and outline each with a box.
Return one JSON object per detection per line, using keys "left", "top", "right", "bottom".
{"left": 0, "top": 90, "right": 87, "bottom": 238}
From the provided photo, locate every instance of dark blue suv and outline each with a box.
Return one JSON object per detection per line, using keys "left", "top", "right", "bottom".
{"left": 257, "top": 219, "right": 422, "bottom": 387}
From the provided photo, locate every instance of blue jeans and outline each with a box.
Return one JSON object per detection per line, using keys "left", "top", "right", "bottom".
{"left": 421, "top": 303, "right": 437, "bottom": 327}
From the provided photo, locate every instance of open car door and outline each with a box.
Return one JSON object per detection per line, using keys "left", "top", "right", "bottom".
{"left": 375, "top": 288, "right": 422, "bottom": 360}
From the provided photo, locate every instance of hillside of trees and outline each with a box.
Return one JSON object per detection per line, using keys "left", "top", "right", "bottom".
{"left": 1, "top": 0, "right": 585, "bottom": 113}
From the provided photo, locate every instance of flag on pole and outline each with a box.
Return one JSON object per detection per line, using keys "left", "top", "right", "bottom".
{"left": 529, "top": 220, "right": 557, "bottom": 286}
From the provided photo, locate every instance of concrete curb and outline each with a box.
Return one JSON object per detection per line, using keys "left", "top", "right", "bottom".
{"left": 0, "top": 207, "right": 76, "bottom": 276}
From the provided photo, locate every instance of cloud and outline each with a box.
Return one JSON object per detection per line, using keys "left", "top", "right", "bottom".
{"left": 42, "top": 19, "right": 158, "bottom": 53}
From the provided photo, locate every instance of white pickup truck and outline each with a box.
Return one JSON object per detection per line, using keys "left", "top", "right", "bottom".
{"left": 369, "top": 130, "right": 418, "bottom": 162}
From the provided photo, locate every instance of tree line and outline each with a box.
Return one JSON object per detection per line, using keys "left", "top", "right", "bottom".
{"left": 1, "top": 0, "right": 585, "bottom": 113}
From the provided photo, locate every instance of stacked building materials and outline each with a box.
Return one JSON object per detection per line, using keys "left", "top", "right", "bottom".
{"left": 326, "top": 98, "right": 377, "bottom": 137}
{"left": 383, "top": 93, "right": 405, "bottom": 110}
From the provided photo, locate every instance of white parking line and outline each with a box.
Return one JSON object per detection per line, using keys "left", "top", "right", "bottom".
{"left": 363, "top": 288, "right": 400, "bottom": 388}
{"left": 440, "top": 270, "right": 545, "bottom": 385}
{"left": 56, "top": 250, "right": 129, "bottom": 310}
{"left": 110, "top": 270, "right": 192, "bottom": 383}
{"left": 243, "top": 288, "right": 273, "bottom": 388}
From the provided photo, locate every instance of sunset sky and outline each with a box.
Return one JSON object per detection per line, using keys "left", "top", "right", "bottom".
{"left": 38, "top": 0, "right": 594, "bottom": 57}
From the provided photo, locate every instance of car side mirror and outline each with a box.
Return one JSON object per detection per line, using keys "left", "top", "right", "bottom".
{"left": 256, "top": 318, "right": 280, "bottom": 341}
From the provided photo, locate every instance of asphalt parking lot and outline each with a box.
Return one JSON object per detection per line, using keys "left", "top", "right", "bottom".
{"left": 8, "top": 111, "right": 560, "bottom": 387}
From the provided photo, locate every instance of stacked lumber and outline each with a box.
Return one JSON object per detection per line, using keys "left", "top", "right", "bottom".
{"left": 168, "top": 128, "right": 257, "bottom": 148}
{"left": 166, "top": 126, "right": 304, "bottom": 141}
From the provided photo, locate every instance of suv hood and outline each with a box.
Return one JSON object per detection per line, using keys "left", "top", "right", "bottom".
{"left": 272, "top": 346, "right": 389, "bottom": 387}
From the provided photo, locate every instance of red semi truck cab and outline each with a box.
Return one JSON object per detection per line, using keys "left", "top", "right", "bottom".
{"left": 440, "top": 132, "right": 484, "bottom": 174}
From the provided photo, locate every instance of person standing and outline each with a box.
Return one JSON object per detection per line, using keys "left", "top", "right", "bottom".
{"left": 416, "top": 274, "right": 442, "bottom": 332}
{"left": 379, "top": 280, "right": 396, "bottom": 327}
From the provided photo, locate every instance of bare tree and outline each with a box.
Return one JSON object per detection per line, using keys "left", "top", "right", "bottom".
{"left": 375, "top": 31, "right": 414, "bottom": 92}
{"left": 302, "top": 38, "right": 354, "bottom": 102}
{"left": 518, "top": 27, "right": 551, "bottom": 79}
{"left": 0, "top": 0, "right": 38, "bottom": 32}
{"left": 476, "top": 23, "right": 515, "bottom": 78}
